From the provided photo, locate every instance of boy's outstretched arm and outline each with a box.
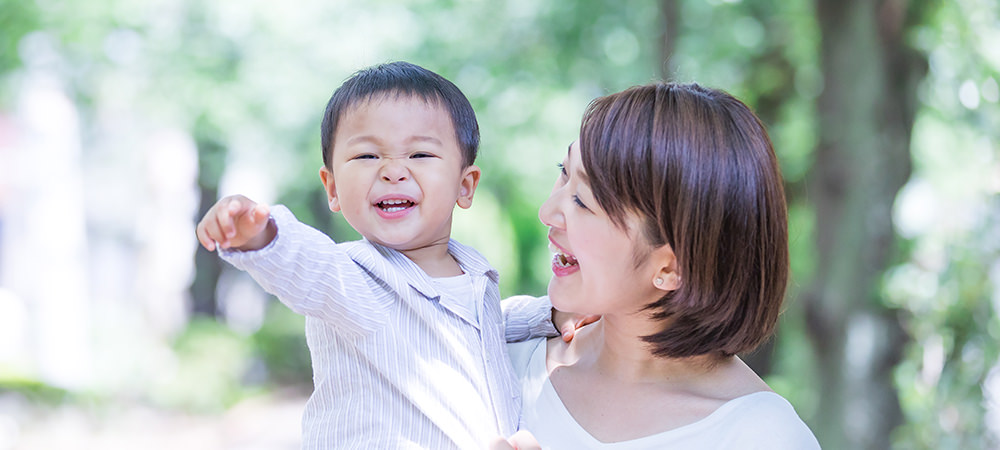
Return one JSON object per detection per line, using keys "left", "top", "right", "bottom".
{"left": 199, "top": 199, "right": 386, "bottom": 336}
{"left": 197, "top": 195, "right": 277, "bottom": 252}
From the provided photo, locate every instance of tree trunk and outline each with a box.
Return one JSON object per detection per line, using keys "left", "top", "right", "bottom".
{"left": 806, "top": 0, "right": 926, "bottom": 447}
{"left": 658, "top": 0, "right": 680, "bottom": 79}
{"left": 189, "top": 128, "right": 227, "bottom": 318}
{"left": 190, "top": 185, "right": 222, "bottom": 317}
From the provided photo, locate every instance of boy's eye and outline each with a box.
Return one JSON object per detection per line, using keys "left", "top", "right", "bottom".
{"left": 411, "top": 152, "right": 434, "bottom": 159}
{"left": 353, "top": 154, "right": 377, "bottom": 160}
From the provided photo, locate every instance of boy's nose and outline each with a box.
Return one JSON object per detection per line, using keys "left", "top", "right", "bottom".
{"left": 380, "top": 160, "right": 409, "bottom": 183}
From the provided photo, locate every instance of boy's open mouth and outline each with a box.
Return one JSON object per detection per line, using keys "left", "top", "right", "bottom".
{"left": 376, "top": 199, "right": 415, "bottom": 213}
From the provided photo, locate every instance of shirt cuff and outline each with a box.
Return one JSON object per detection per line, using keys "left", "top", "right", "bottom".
{"left": 502, "top": 295, "right": 558, "bottom": 342}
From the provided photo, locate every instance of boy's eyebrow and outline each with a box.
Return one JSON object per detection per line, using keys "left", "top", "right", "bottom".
{"left": 346, "top": 135, "right": 382, "bottom": 146}
{"left": 345, "top": 135, "right": 443, "bottom": 146}
{"left": 406, "top": 136, "right": 443, "bottom": 146}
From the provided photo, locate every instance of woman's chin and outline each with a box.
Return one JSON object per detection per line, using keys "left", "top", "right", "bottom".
{"left": 546, "top": 284, "right": 576, "bottom": 313}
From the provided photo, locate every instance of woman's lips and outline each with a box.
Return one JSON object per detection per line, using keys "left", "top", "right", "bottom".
{"left": 548, "top": 239, "right": 579, "bottom": 277}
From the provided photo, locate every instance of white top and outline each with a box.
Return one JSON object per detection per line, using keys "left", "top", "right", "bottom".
{"left": 431, "top": 273, "right": 478, "bottom": 327}
{"left": 221, "top": 205, "right": 553, "bottom": 449}
{"left": 508, "top": 336, "right": 822, "bottom": 449}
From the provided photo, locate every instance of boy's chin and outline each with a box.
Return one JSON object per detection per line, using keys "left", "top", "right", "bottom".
{"left": 364, "top": 234, "right": 425, "bottom": 251}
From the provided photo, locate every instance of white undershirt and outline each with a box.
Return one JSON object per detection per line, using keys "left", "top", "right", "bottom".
{"left": 432, "top": 273, "right": 479, "bottom": 327}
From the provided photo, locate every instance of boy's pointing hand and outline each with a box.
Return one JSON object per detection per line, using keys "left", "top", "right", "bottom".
{"left": 196, "top": 195, "right": 276, "bottom": 252}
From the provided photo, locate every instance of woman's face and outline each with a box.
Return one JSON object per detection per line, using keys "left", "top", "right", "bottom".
{"left": 538, "top": 141, "right": 667, "bottom": 316}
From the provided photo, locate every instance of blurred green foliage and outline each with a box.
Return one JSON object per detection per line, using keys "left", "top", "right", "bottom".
{"left": 0, "top": 376, "right": 70, "bottom": 407}
{"left": 250, "top": 304, "right": 310, "bottom": 387}
{"left": 153, "top": 318, "right": 256, "bottom": 412}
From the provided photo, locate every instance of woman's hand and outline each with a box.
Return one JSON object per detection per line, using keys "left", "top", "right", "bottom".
{"left": 489, "top": 430, "right": 542, "bottom": 450}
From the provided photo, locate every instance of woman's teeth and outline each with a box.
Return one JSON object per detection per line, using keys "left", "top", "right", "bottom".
{"left": 552, "top": 251, "right": 578, "bottom": 267}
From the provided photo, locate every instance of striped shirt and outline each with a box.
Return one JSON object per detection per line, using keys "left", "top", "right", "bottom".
{"left": 221, "top": 205, "right": 553, "bottom": 449}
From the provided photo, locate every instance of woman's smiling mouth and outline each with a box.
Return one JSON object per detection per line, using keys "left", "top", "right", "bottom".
{"left": 548, "top": 238, "right": 580, "bottom": 276}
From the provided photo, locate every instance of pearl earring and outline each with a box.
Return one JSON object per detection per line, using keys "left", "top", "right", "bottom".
{"left": 655, "top": 278, "right": 664, "bottom": 286}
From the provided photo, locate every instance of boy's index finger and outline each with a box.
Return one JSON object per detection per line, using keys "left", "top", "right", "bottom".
{"left": 218, "top": 200, "right": 240, "bottom": 238}
{"left": 228, "top": 198, "right": 244, "bottom": 214}
{"left": 196, "top": 223, "right": 216, "bottom": 252}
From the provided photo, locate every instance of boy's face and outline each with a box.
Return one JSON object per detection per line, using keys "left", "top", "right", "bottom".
{"left": 319, "top": 96, "right": 480, "bottom": 252}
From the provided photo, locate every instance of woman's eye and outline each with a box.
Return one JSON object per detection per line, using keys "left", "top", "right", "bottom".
{"left": 572, "top": 195, "right": 589, "bottom": 210}
{"left": 557, "top": 162, "right": 567, "bottom": 176}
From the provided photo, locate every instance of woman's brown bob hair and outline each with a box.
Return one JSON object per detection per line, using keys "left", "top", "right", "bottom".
{"left": 579, "top": 82, "right": 789, "bottom": 358}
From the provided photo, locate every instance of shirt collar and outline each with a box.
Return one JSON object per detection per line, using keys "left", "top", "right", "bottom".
{"left": 446, "top": 239, "right": 500, "bottom": 283}
{"left": 358, "top": 238, "right": 498, "bottom": 300}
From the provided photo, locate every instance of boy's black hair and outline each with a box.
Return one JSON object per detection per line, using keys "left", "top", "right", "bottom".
{"left": 320, "top": 61, "right": 480, "bottom": 168}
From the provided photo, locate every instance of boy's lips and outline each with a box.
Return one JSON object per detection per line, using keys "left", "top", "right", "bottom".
{"left": 374, "top": 194, "right": 417, "bottom": 218}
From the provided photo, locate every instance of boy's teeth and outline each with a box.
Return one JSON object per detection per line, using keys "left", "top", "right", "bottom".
{"left": 378, "top": 199, "right": 414, "bottom": 211}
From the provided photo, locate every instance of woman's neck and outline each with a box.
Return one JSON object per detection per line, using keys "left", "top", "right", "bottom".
{"left": 561, "top": 316, "right": 726, "bottom": 385}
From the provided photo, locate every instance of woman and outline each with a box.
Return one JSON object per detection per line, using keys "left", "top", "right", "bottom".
{"left": 498, "top": 83, "right": 820, "bottom": 448}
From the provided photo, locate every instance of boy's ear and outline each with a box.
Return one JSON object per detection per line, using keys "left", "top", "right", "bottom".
{"left": 651, "top": 246, "right": 681, "bottom": 292}
{"left": 319, "top": 166, "right": 341, "bottom": 212}
{"left": 456, "top": 164, "right": 481, "bottom": 209}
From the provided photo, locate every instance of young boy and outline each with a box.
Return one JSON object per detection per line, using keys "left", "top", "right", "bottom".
{"left": 196, "top": 62, "right": 555, "bottom": 449}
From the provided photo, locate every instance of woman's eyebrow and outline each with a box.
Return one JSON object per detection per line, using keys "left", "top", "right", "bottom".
{"left": 567, "top": 145, "right": 590, "bottom": 184}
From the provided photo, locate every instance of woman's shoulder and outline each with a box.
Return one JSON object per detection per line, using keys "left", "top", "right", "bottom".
{"left": 708, "top": 391, "right": 820, "bottom": 449}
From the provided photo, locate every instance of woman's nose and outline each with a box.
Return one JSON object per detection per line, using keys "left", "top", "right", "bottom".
{"left": 380, "top": 159, "right": 409, "bottom": 183}
{"left": 538, "top": 185, "right": 564, "bottom": 229}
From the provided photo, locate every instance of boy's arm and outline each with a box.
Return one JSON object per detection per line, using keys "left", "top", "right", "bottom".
{"left": 199, "top": 198, "right": 387, "bottom": 336}
{"left": 501, "top": 295, "right": 602, "bottom": 343}
{"left": 500, "top": 295, "right": 558, "bottom": 343}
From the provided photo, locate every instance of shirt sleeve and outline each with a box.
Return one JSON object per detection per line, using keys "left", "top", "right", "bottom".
{"left": 501, "top": 295, "right": 558, "bottom": 343}
{"left": 722, "top": 393, "right": 822, "bottom": 450}
{"left": 219, "top": 205, "right": 387, "bottom": 336}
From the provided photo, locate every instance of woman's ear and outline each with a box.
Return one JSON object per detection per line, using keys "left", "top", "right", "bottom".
{"left": 456, "top": 164, "right": 482, "bottom": 209}
{"left": 319, "top": 166, "right": 341, "bottom": 212}
{"left": 651, "top": 246, "right": 681, "bottom": 292}
{"left": 653, "top": 271, "right": 681, "bottom": 291}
